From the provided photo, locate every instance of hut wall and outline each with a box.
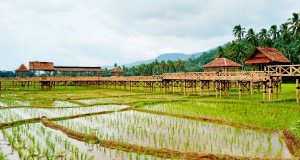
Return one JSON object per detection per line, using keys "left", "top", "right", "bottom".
{"left": 204, "top": 67, "right": 241, "bottom": 72}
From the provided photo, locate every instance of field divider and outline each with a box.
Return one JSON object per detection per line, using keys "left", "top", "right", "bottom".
{"left": 39, "top": 117, "right": 266, "bottom": 160}
{"left": 281, "top": 130, "right": 300, "bottom": 157}
{"left": 131, "top": 108, "right": 276, "bottom": 133}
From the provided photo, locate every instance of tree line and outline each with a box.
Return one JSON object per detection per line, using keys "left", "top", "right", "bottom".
{"left": 101, "top": 12, "right": 299, "bottom": 76}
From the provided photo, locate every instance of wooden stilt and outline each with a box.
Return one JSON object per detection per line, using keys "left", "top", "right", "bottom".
{"left": 250, "top": 81, "right": 253, "bottom": 95}
{"left": 268, "top": 79, "right": 272, "bottom": 102}
{"left": 238, "top": 81, "right": 241, "bottom": 100}
{"left": 296, "top": 78, "right": 299, "bottom": 104}
{"left": 200, "top": 81, "right": 202, "bottom": 96}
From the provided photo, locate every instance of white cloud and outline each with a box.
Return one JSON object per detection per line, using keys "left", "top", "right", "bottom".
{"left": 0, "top": 0, "right": 299, "bottom": 70}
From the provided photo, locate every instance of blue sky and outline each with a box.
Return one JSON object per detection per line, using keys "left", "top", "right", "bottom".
{"left": 0, "top": 0, "right": 299, "bottom": 70}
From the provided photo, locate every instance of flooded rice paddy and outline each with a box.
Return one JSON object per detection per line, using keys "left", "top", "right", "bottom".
{"left": 0, "top": 97, "right": 295, "bottom": 159}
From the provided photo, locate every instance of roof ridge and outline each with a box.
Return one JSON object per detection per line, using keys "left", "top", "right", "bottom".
{"left": 223, "top": 58, "right": 227, "bottom": 66}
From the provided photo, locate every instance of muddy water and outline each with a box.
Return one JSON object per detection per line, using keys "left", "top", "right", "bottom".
{"left": 58, "top": 111, "right": 292, "bottom": 158}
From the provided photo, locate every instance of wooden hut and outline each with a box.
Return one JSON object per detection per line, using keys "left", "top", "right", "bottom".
{"left": 203, "top": 58, "right": 242, "bottom": 72}
{"left": 16, "top": 64, "right": 29, "bottom": 77}
{"left": 54, "top": 66, "right": 103, "bottom": 76}
{"left": 111, "top": 66, "right": 123, "bottom": 76}
{"left": 244, "top": 47, "right": 290, "bottom": 71}
{"left": 29, "top": 61, "right": 55, "bottom": 76}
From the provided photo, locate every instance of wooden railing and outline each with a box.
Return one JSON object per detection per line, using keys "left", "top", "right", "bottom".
{"left": 162, "top": 71, "right": 266, "bottom": 81}
{"left": 266, "top": 65, "right": 300, "bottom": 77}
{"left": 3, "top": 65, "right": 300, "bottom": 82}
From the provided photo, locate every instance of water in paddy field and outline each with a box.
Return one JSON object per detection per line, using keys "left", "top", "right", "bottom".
{"left": 0, "top": 124, "right": 165, "bottom": 160}
{"left": 0, "top": 99, "right": 30, "bottom": 107}
{"left": 0, "top": 101, "right": 293, "bottom": 159}
{"left": 0, "top": 105, "right": 128, "bottom": 123}
{"left": 58, "top": 111, "right": 292, "bottom": 158}
{"left": 52, "top": 101, "right": 79, "bottom": 107}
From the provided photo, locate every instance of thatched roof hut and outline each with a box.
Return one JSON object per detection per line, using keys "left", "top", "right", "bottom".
{"left": 111, "top": 66, "right": 123, "bottom": 75}
{"left": 203, "top": 58, "right": 242, "bottom": 72}
{"left": 244, "top": 47, "right": 290, "bottom": 70}
{"left": 29, "top": 61, "right": 55, "bottom": 71}
{"left": 16, "top": 64, "right": 29, "bottom": 72}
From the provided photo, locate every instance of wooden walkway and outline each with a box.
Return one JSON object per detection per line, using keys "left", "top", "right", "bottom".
{"left": 0, "top": 65, "right": 299, "bottom": 103}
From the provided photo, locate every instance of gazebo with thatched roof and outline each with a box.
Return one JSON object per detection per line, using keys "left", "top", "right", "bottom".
{"left": 244, "top": 46, "right": 290, "bottom": 71}
{"left": 16, "top": 64, "right": 29, "bottom": 77}
{"left": 111, "top": 66, "right": 123, "bottom": 76}
{"left": 203, "top": 58, "right": 242, "bottom": 72}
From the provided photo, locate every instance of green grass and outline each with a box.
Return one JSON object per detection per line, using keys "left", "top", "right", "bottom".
{"left": 1, "top": 83, "right": 299, "bottom": 141}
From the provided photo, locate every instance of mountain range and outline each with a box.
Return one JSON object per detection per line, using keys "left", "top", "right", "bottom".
{"left": 103, "top": 51, "right": 206, "bottom": 69}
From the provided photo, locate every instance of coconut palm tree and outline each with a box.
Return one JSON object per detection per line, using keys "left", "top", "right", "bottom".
{"left": 258, "top": 29, "right": 269, "bottom": 40}
{"left": 233, "top": 25, "right": 245, "bottom": 40}
{"left": 269, "top": 25, "right": 278, "bottom": 39}
{"left": 288, "top": 13, "right": 300, "bottom": 36}
{"left": 279, "top": 23, "right": 290, "bottom": 40}
{"left": 246, "top": 28, "right": 258, "bottom": 46}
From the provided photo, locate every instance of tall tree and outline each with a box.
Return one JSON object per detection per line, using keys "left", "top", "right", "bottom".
{"left": 279, "top": 23, "right": 290, "bottom": 40}
{"left": 288, "top": 13, "right": 300, "bottom": 36}
{"left": 269, "top": 25, "right": 278, "bottom": 39}
{"left": 233, "top": 25, "right": 245, "bottom": 40}
{"left": 246, "top": 28, "right": 258, "bottom": 46}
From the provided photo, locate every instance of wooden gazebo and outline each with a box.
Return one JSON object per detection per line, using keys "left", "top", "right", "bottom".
{"left": 16, "top": 64, "right": 29, "bottom": 77}
{"left": 29, "top": 61, "right": 55, "bottom": 76}
{"left": 244, "top": 47, "right": 290, "bottom": 71}
{"left": 111, "top": 66, "right": 123, "bottom": 76}
{"left": 203, "top": 58, "right": 242, "bottom": 72}
{"left": 54, "top": 66, "right": 103, "bottom": 76}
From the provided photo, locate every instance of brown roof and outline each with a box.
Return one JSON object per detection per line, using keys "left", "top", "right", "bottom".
{"left": 29, "top": 61, "right": 55, "bottom": 71}
{"left": 245, "top": 47, "right": 290, "bottom": 64}
{"left": 111, "top": 66, "right": 123, "bottom": 73}
{"left": 203, "top": 58, "right": 242, "bottom": 68}
{"left": 16, "top": 64, "right": 29, "bottom": 72}
{"left": 54, "top": 66, "right": 103, "bottom": 72}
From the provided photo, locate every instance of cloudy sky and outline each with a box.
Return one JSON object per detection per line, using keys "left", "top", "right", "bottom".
{"left": 0, "top": 0, "right": 299, "bottom": 70}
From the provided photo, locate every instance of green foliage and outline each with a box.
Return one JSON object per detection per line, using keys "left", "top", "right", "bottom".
{"left": 116, "top": 13, "right": 300, "bottom": 76}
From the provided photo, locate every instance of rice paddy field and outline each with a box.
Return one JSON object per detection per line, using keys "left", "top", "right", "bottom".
{"left": 0, "top": 83, "right": 299, "bottom": 159}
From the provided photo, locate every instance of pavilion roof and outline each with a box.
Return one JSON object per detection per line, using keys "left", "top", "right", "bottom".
{"left": 111, "top": 66, "right": 123, "bottom": 73}
{"left": 16, "top": 64, "right": 29, "bottom": 72}
{"left": 245, "top": 47, "right": 290, "bottom": 64}
{"left": 203, "top": 58, "right": 242, "bottom": 68}
{"left": 29, "top": 61, "right": 55, "bottom": 71}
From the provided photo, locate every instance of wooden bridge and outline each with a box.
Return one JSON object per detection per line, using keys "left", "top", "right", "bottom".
{"left": 0, "top": 65, "right": 299, "bottom": 103}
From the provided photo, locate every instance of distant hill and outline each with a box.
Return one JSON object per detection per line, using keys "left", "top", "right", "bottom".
{"left": 125, "top": 52, "right": 204, "bottom": 67}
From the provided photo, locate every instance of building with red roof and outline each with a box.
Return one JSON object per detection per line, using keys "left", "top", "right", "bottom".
{"left": 203, "top": 58, "right": 242, "bottom": 72}
{"left": 245, "top": 46, "right": 290, "bottom": 71}
{"left": 111, "top": 66, "right": 123, "bottom": 76}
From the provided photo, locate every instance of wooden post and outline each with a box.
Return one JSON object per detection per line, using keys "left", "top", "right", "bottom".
{"left": 64, "top": 81, "right": 67, "bottom": 90}
{"left": 238, "top": 81, "right": 241, "bottom": 100}
{"left": 268, "top": 79, "right": 272, "bottom": 102}
{"left": 296, "top": 78, "right": 299, "bottom": 104}
{"left": 215, "top": 81, "right": 218, "bottom": 98}
{"left": 172, "top": 80, "right": 174, "bottom": 94}
{"left": 250, "top": 81, "right": 253, "bottom": 95}
{"left": 199, "top": 81, "right": 202, "bottom": 96}
{"left": 184, "top": 81, "right": 186, "bottom": 96}
{"left": 263, "top": 82, "right": 266, "bottom": 102}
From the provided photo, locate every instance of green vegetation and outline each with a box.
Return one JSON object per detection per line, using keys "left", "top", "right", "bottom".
{"left": 0, "top": 83, "right": 299, "bottom": 159}
{"left": 99, "top": 13, "right": 300, "bottom": 76}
